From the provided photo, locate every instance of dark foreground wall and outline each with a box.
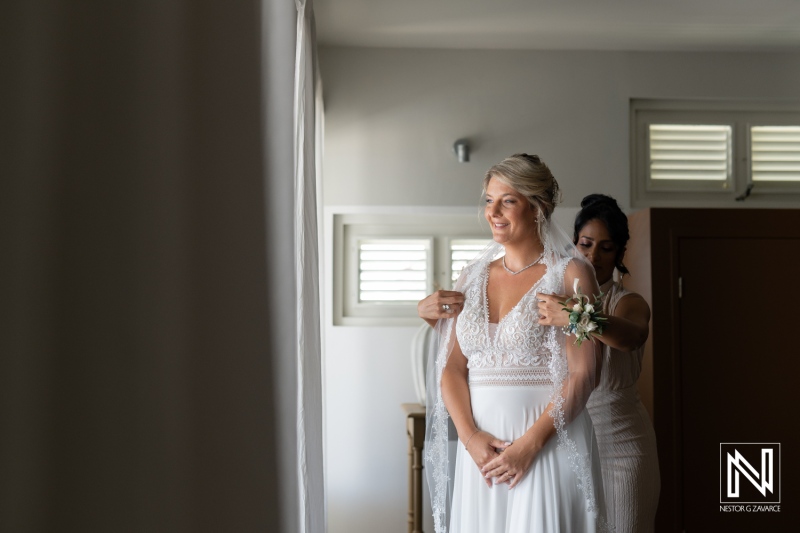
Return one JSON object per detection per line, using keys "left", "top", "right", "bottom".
{"left": 0, "top": 1, "right": 299, "bottom": 531}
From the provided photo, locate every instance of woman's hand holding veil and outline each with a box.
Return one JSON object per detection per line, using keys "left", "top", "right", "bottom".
{"left": 417, "top": 289, "right": 465, "bottom": 327}
{"left": 536, "top": 292, "right": 570, "bottom": 327}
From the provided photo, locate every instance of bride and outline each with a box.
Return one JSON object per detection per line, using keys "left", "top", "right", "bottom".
{"left": 424, "top": 154, "right": 611, "bottom": 532}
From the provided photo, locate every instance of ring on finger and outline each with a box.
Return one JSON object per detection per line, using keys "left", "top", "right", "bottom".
{"left": 442, "top": 304, "right": 451, "bottom": 312}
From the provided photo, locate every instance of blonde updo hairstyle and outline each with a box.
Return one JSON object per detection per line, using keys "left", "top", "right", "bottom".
{"left": 482, "top": 153, "right": 561, "bottom": 243}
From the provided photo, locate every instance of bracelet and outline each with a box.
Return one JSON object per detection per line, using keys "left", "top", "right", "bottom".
{"left": 464, "top": 429, "right": 481, "bottom": 450}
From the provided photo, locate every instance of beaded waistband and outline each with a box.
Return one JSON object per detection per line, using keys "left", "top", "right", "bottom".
{"left": 468, "top": 367, "right": 552, "bottom": 388}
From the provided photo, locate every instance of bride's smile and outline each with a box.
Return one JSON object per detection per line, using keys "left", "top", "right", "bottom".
{"left": 484, "top": 178, "right": 539, "bottom": 253}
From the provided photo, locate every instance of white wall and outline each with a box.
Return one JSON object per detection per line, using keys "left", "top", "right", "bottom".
{"left": 319, "top": 46, "right": 800, "bottom": 533}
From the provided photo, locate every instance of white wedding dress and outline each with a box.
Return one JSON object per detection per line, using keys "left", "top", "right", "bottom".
{"left": 585, "top": 280, "right": 660, "bottom": 533}
{"left": 447, "top": 260, "right": 608, "bottom": 533}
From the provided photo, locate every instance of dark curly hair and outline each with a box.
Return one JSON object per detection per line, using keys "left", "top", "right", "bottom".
{"left": 573, "top": 194, "right": 630, "bottom": 275}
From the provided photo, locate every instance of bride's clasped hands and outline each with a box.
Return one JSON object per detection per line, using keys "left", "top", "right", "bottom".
{"left": 479, "top": 435, "right": 541, "bottom": 490}
{"left": 463, "top": 430, "right": 510, "bottom": 488}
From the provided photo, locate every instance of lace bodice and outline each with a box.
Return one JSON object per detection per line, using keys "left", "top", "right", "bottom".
{"left": 456, "top": 258, "right": 569, "bottom": 370}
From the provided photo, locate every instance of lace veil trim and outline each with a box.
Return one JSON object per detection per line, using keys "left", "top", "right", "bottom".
{"left": 423, "top": 219, "right": 613, "bottom": 532}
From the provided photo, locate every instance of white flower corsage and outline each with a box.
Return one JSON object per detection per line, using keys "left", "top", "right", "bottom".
{"left": 560, "top": 279, "right": 606, "bottom": 346}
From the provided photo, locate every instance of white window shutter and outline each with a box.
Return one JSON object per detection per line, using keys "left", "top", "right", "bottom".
{"left": 450, "top": 239, "right": 491, "bottom": 285}
{"left": 358, "top": 239, "right": 429, "bottom": 302}
{"left": 648, "top": 124, "right": 731, "bottom": 181}
{"left": 751, "top": 126, "right": 800, "bottom": 182}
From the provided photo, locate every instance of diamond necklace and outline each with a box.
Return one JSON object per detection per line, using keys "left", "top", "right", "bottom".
{"left": 502, "top": 253, "right": 544, "bottom": 275}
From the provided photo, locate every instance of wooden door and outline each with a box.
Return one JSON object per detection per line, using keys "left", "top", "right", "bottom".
{"left": 626, "top": 209, "right": 800, "bottom": 533}
{"left": 679, "top": 237, "right": 797, "bottom": 531}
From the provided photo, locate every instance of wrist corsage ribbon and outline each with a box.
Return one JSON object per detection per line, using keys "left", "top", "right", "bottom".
{"left": 560, "top": 278, "right": 606, "bottom": 346}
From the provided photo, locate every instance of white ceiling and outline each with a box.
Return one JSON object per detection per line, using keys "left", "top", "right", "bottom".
{"left": 315, "top": 0, "right": 800, "bottom": 51}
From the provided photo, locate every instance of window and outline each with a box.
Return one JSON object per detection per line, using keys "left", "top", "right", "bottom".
{"left": 333, "top": 213, "right": 491, "bottom": 326}
{"left": 648, "top": 124, "right": 732, "bottom": 185}
{"left": 750, "top": 126, "right": 800, "bottom": 185}
{"left": 631, "top": 100, "right": 800, "bottom": 207}
{"left": 357, "top": 239, "right": 431, "bottom": 303}
{"left": 450, "top": 239, "right": 491, "bottom": 284}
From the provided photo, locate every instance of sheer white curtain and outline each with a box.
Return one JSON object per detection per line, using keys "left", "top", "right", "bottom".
{"left": 3, "top": 0, "right": 324, "bottom": 530}
{"left": 294, "top": 1, "right": 325, "bottom": 532}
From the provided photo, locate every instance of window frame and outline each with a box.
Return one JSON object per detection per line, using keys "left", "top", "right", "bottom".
{"left": 333, "top": 212, "right": 491, "bottom": 326}
{"left": 631, "top": 99, "right": 800, "bottom": 208}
